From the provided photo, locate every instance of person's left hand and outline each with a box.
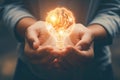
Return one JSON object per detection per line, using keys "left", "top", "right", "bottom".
{"left": 61, "top": 24, "right": 94, "bottom": 68}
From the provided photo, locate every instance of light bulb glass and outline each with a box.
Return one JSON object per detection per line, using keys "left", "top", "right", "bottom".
{"left": 46, "top": 7, "right": 75, "bottom": 49}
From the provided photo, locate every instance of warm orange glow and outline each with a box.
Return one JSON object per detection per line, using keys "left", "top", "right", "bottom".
{"left": 46, "top": 7, "right": 75, "bottom": 32}
{"left": 46, "top": 7, "right": 75, "bottom": 49}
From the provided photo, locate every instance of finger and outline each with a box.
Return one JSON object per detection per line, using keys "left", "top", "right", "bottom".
{"left": 26, "top": 29, "right": 40, "bottom": 49}
{"left": 33, "top": 40, "right": 40, "bottom": 49}
{"left": 28, "top": 46, "right": 54, "bottom": 64}
{"left": 37, "top": 46, "right": 54, "bottom": 53}
{"left": 63, "top": 45, "right": 94, "bottom": 68}
{"left": 24, "top": 39, "right": 37, "bottom": 59}
{"left": 39, "top": 54, "right": 55, "bottom": 66}
{"left": 31, "top": 46, "right": 53, "bottom": 58}
{"left": 62, "top": 46, "right": 81, "bottom": 66}
{"left": 65, "top": 46, "right": 92, "bottom": 61}
{"left": 75, "top": 44, "right": 94, "bottom": 60}
{"left": 37, "top": 46, "right": 61, "bottom": 68}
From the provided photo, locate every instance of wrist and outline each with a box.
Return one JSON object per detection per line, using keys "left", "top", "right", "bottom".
{"left": 87, "top": 28, "right": 95, "bottom": 41}
{"left": 87, "top": 24, "right": 107, "bottom": 40}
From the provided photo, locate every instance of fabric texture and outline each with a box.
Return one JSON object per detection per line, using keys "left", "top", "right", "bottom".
{"left": 2, "top": 2, "right": 35, "bottom": 41}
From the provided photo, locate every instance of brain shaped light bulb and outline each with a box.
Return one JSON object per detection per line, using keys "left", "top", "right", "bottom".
{"left": 46, "top": 7, "right": 75, "bottom": 49}
{"left": 46, "top": 7, "right": 75, "bottom": 31}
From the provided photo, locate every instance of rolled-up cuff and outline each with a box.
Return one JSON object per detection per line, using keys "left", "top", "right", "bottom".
{"left": 2, "top": 3, "right": 35, "bottom": 42}
{"left": 88, "top": 13, "right": 120, "bottom": 45}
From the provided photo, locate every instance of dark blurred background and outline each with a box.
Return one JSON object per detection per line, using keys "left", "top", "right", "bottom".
{"left": 0, "top": 0, "right": 120, "bottom": 80}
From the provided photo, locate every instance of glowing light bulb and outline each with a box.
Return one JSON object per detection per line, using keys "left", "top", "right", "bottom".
{"left": 46, "top": 7, "right": 75, "bottom": 49}
{"left": 50, "top": 15, "right": 57, "bottom": 22}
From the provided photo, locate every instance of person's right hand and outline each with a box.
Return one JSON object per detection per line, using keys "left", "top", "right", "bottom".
{"left": 24, "top": 21, "right": 69, "bottom": 79}
{"left": 24, "top": 21, "right": 57, "bottom": 66}
{"left": 25, "top": 21, "right": 52, "bottom": 49}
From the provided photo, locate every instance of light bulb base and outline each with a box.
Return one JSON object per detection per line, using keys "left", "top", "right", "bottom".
{"left": 56, "top": 41, "right": 65, "bottom": 49}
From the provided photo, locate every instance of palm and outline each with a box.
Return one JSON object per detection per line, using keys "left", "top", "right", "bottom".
{"left": 24, "top": 21, "right": 66, "bottom": 78}
{"left": 24, "top": 21, "right": 57, "bottom": 65}
{"left": 62, "top": 24, "right": 94, "bottom": 67}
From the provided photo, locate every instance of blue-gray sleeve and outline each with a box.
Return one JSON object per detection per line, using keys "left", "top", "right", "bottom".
{"left": 0, "top": 6, "right": 3, "bottom": 19}
{"left": 2, "top": 2, "right": 35, "bottom": 41}
{"left": 89, "top": 0, "right": 120, "bottom": 44}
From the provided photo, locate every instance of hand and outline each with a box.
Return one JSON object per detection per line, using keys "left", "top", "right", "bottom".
{"left": 69, "top": 24, "right": 94, "bottom": 49}
{"left": 24, "top": 21, "right": 58, "bottom": 67}
{"left": 24, "top": 21, "right": 63, "bottom": 78}
{"left": 24, "top": 40, "right": 55, "bottom": 67}
{"left": 62, "top": 45, "right": 94, "bottom": 68}
{"left": 24, "top": 20, "right": 58, "bottom": 63}
{"left": 25, "top": 21, "right": 56, "bottom": 49}
{"left": 62, "top": 24, "right": 94, "bottom": 67}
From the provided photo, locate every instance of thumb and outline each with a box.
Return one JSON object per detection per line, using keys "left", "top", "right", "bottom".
{"left": 26, "top": 30, "right": 40, "bottom": 50}
{"left": 33, "top": 38, "right": 40, "bottom": 49}
{"left": 75, "top": 40, "right": 90, "bottom": 50}
{"left": 75, "top": 34, "right": 93, "bottom": 50}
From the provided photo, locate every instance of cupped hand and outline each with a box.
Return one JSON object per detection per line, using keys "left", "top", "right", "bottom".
{"left": 62, "top": 45, "right": 94, "bottom": 68}
{"left": 24, "top": 21, "right": 58, "bottom": 66}
{"left": 25, "top": 21, "right": 55, "bottom": 49}
{"left": 69, "top": 24, "right": 94, "bottom": 49}
{"left": 62, "top": 24, "right": 95, "bottom": 67}
{"left": 24, "top": 38, "right": 61, "bottom": 67}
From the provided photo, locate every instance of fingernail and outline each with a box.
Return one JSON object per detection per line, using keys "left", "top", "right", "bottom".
{"left": 33, "top": 42, "right": 39, "bottom": 49}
